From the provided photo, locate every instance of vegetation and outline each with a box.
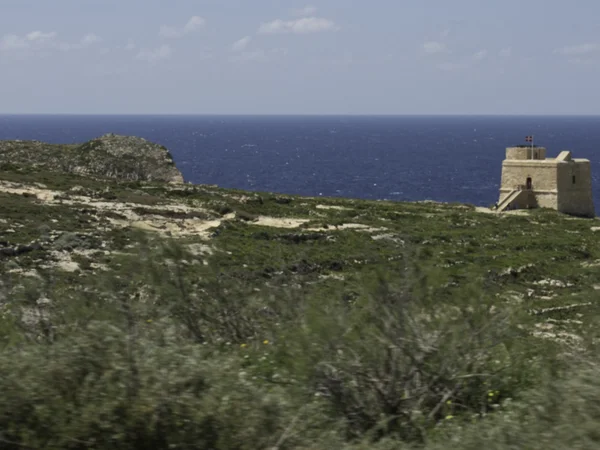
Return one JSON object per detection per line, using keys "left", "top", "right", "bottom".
{"left": 1, "top": 138, "right": 600, "bottom": 448}
{"left": 0, "top": 134, "right": 184, "bottom": 183}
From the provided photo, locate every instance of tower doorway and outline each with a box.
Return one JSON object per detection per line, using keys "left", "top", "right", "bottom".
{"left": 526, "top": 177, "right": 532, "bottom": 190}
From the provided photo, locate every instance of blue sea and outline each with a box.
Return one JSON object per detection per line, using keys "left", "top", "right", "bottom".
{"left": 1, "top": 115, "right": 600, "bottom": 211}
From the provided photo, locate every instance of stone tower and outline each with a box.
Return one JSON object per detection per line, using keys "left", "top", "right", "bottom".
{"left": 497, "top": 146, "right": 595, "bottom": 217}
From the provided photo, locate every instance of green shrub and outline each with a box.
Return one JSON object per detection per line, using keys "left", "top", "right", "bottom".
{"left": 0, "top": 324, "right": 311, "bottom": 450}
{"left": 0, "top": 240, "right": 585, "bottom": 449}
{"left": 269, "top": 269, "right": 550, "bottom": 443}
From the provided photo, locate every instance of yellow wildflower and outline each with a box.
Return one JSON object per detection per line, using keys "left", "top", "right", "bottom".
{"left": 240, "top": 343, "right": 247, "bottom": 348}
{"left": 263, "top": 339, "right": 269, "bottom": 345}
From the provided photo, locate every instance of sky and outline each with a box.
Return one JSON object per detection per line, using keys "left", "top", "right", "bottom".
{"left": 1, "top": 0, "right": 600, "bottom": 115}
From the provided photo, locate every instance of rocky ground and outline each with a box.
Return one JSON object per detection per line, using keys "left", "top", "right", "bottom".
{"left": 1, "top": 135, "right": 600, "bottom": 449}
{"left": 0, "top": 133, "right": 183, "bottom": 182}
{"left": 0, "top": 143, "right": 598, "bottom": 344}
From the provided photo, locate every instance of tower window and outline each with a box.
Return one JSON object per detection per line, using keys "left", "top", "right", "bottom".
{"left": 573, "top": 175, "right": 576, "bottom": 184}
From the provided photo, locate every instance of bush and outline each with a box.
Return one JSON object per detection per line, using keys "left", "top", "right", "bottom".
{"left": 270, "top": 268, "right": 549, "bottom": 443}
{"left": 0, "top": 324, "right": 309, "bottom": 450}
{"left": 0, "top": 240, "right": 584, "bottom": 449}
{"left": 420, "top": 356, "right": 600, "bottom": 450}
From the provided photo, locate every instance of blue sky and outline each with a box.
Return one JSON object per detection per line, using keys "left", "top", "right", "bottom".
{"left": 1, "top": 0, "right": 600, "bottom": 114}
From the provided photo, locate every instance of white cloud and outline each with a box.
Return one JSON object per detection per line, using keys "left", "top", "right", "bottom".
{"left": 258, "top": 17, "right": 339, "bottom": 34}
{"left": 57, "top": 33, "right": 103, "bottom": 51}
{"left": 473, "top": 49, "right": 487, "bottom": 60}
{"left": 0, "top": 34, "right": 28, "bottom": 51}
{"left": 423, "top": 41, "right": 446, "bottom": 54}
{"left": 125, "top": 39, "right": 136, "bottom": 51}
{"left": 554, "top": 43, "right": 600, "bottom": 55}
{"left": 293, "top": 5, "right": 318, "bottom": 16}
{"left": 159, "top": 26, "right": 181, "bottom": 39}
{"left": 26, "top": 31, "right": 57, "bottom": 43}
{"left": 1, "top": 31, "right": 60, "bottom": 51}
{"left": 230, "top": 47, "right": 288, "bottom": 63}
{"left": 1, "top": 31, "right": 103, "bottom": 54}
{"left": 231, "top": 36, "right": 252, "bottom": 52}
{"left": 184, "top": 16, "right": 205, "bottom": 33}
{"left": 160, "top": 16, "right": 205, "bottom": 38}
{"left": 81, "top": 33, "right": 102, "bottom": 46}
{"left": 499, "top": 47, "right": 512, "bottom": 57}
{"left": 136, "top": 44, "right": 172, "bottom": 63}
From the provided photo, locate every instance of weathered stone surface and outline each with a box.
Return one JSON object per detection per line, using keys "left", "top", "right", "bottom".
{"left": 0, "top": 134, "right": 184, "bottom": 183}
{"left": 498, "top": 146, "right": 595, "bottom": 217}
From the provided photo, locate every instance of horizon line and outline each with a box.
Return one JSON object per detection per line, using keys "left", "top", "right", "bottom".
{"left": 2, "top": 113, "right": 600, "bottom": 117}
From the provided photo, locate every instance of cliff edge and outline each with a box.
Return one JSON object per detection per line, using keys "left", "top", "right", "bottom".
{"left": 0, "top": 133, "right": 184, "bottom": 183}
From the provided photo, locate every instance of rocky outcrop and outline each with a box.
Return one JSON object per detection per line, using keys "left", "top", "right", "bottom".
{"left": 0, "top": 134, "right": 184, "bottom": 183}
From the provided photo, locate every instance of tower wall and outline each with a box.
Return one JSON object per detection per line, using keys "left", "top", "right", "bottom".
{"left": 505, "top": 146, "right": 547, "bottom": 160}
{"left": 499, "top": 161, "right": 559, "bottom": 208}
{"left": 500, "top": 161, "right": 558, "bottom": 191}
{"left": 498, "top": 146, "right": 595, "bottom": 217}
{"left": 556, "top": 160, "right": 595, "bottom": 217}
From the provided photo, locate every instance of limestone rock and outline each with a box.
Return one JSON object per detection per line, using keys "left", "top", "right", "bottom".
{"left": 0, "top": 134, "right": 184, "bottom": 183}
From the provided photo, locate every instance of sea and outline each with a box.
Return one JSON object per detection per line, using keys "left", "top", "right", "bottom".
{"left": 1, "top": 115, "right": 600, "bottom": 212}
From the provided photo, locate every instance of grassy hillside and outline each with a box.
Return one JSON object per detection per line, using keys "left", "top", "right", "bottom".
{"left": 1, "top": 150, "right": 600, "bottom": 449}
